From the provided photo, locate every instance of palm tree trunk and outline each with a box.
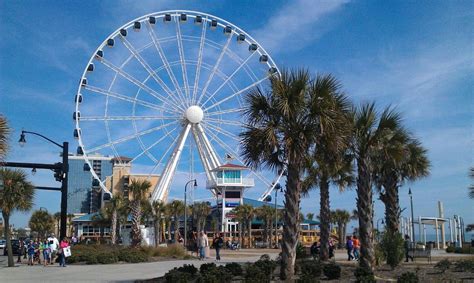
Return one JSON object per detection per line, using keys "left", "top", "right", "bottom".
{"left": 357, "top": 158, "right": 374, "bottom": 271}
{"left": 154, "top": 219, "right": 160, "bottom": 246}
{"left": 248, "top": 220, "right": 252, "bottom": 248}
{"left": 131, "top": 200, "right": 142, "bottom": 247}
{"left": 381, "top": 173, "right": 400, "bottom": 233}
{"left": 319, "top": 176, "right": 330, "bottom": 261}
{"left": 280, "top": 162, "right": 302, "bottom": 280}
{"left": 269, "top": 218, "right": 273, "bottom": 248}
{"left": 174, "top": 217, "right": 179, "bottom": 241}
{"left": 167, "top": 220, "right": 172, "bottom": 241}
{"left": 239, "top": 220, "right": 243, "bottom": 248}
{"left": 3, "top": 212, "right": 14, "bottom": 267}
{"left": 111, "top": 209, "right": 117, "bottom": 244}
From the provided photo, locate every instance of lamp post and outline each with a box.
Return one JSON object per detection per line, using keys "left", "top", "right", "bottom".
{"left": 376, "top": 218, "right": 385, "bottom": 233}
{"left": 274, "top": 183, "right": 283, "bottom": 248}
{"left": 408, "top": 188, "right": 415, "bottom": 243}
{"left": 19, "top": 130, "right": 69, "bottom": 240}
{"left": 184, "top": 179, "right": 197, "bottom": 248}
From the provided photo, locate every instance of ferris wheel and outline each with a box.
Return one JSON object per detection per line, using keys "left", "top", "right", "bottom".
{"left": 74, "top": 10, "right": 282, "bottom": 202}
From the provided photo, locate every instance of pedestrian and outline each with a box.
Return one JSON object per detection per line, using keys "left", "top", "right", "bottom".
{"left": 27, "top": 241, "right": 35, "bottom": 266}
{"left": 203, "top": 231, "right": 210, "bottom": 259}
{"left": 47, "top": 233, "right": 59, "bottom": 264}
{"left": 33, "top": 240, "right": 41, "bottom": 264}
{"left": 346, "top": 236, "right": 354, "bottom": 261}
{"left": 197, "top": 231, "right": 208, "bottom": 260}
{"left": 404, "top": 234, "right": 413, "bottom": 262}
{"left": 17, "top": 240, "right": 24, "bottom": 263}
{"left": 352, "top": 235, "right": 360, "bottom": 260}
{"left": 328, "top": 239, "right": 335, "bottom": 259}
{"left": 58, "top": 237, "right": 69, "bottom": 267}
{"left": 213, "top": 233, "right": 224, "bottom": 261}
{"left": 41, "top": 240, "right": 51, "bottom": 266}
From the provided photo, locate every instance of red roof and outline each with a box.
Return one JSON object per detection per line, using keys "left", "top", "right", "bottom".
{"left": 211, "top": 163, "right": 249, "bottom": 171}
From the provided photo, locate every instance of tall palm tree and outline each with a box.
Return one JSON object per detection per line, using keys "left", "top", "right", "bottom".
{"left": 128, "top": 179, "right": 151, "bottom": 247}
{"left": 302, "top": 75, "right": 354, "bottom": 261}
{"left": 233, "top": 204, "right": 255, "bottom": 248}
{"left": 190, "top": 201, "right": 211, "bottom": 232}
{"left": 169, "top": 200, "right": 185, "bottom": 241}
{"left": 351, "top": 103, "right": 404, "bottom": 271}
{"left": 241, "top": 69, "right": 329, "bottom": 279}
{"left": 256, "top": 205, "right": 275, "bottom": 247}
{"left": 469, "top": 167, "right": 474, "bottom": 199}
{"left": 0, "top": 168, "right": 35, "bottom": 267}
{"left": 29, "top": 210, "right": 55, "bottom": 239}
{"left": 0, "top": 115, "right": 9, "bottom": 161}
{"left": 107, "top": 193, "right": 124, "bottom": 244}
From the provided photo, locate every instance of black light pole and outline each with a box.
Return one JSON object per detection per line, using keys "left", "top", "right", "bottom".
{"left": 19, "top": 130, "right": 69, "bottom": 240}
{"left": 184, "top": 179, "right": 197, "bottom": 248}
{"left": 408, "top": 188, "right": 415, "bottom": 243}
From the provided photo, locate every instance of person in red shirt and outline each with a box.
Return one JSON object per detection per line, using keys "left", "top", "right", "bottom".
{"left": 58, "top": 238, "right": 70, "bottom": 267}
{"left": 352, "top": 235, "right": 360, "bottom": 260}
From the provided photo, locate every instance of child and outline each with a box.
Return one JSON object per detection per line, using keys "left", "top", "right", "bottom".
{"left": 27, "top": 241, "right": 36, "bottom": 266}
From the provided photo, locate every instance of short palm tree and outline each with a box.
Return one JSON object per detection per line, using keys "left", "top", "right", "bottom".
{"left": 107, "top": 193, "right": 124, "bottom": 244}
{"left": 0, "top": 115, "right": 9, "bottom": 161}
{"left": 306, "top": 213, "right": 314, "bottom": 221}
{"left": 150, "top": 200, "right": 165, "bottom": 245}
{"left": 190, "top": 201, "right": 211, "bottom": 232}
{"left": 330, "top": 209, "right": 352, "bottom": 248}
{"left": 53, "top": 212, "right": 61, "bottom": 235}
{"left": 128, "top": 179, "right": 151, "bottom": 247}
{"left": 233, "top": 204, "right": 255, "bottom": 248}
{"left": 351, "top": 103, "right": 405, "bottom": 271}
{"left": 29, "top": 210, "right": 55, "bottom": 239}
{"left": 0, "top": 168, "right": 35, "bottom": 267}
{"left": 256, "top": 205, "right": 275, "bottom": 247}
{"left": 241, "top": 69, "right": 328, "bottom": 279}
{"left": 169, "top": 200, "right": 185, "bottom": 241}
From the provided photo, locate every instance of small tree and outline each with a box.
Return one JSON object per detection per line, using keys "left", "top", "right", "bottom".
{"left": 0, "top": 168, "right": 35, "bottom": 267}
{"left": 29, "top": 210, "right": 55, "bottom": 239}
{"left": 128, "top": 179, "right": 151, "bottom": 247}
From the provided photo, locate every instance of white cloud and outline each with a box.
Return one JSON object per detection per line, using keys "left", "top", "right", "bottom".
{"left": 253, "top": 0, "right": 349, "bottom": 53}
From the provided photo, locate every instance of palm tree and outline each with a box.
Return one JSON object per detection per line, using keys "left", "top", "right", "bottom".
{"left": 256, "top": 205, "right": 274, "bottom": 247}
{"left": 0, "top": 168, "right": 35, "bottom": 267}
{"left": 53, "top": 212, "right": 61, "bottom": 235}
{"left": 0, "top": 115, "right": 9, "bottom": 161}
{"left": 29, "top": 210, "right": 55, "bottom": 239}
{"left": 91, "top": 209, "right": 110, "bottom": 240}
{"left": 233, "top": 204, "right": 255, "bottom": 248}
{"left": 169, "top": 200, "right": 185, "bottom": 241}
{"left": 330, "top": 209, "right": 352, "bottom": 248}
{"left": 128, "top": 179, "right": 151, "bottom": 247}
{"left": 469, "top": 167, "right": 474, "bottom": 199}
{"left": 149, "top": 200, "right": 165, "bottom": 245}
{"left": 190, "top": 201, "right": 211, "bottom": 232}
{"left": 351, "top": 103, "right": 405, "bottom": 271}
{"left": 241, "top": 69, "right": 329, "bottom": 279}
{"left": 107, "top": 193, "right": 124, "bottom": 244}
{"left": 306, "top": 213, "right": 314, "bottom": 221}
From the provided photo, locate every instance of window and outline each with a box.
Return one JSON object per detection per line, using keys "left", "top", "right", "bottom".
{"left": 223, "top": 170, "right": 241, "bottom": 183}
{"left": 225, "top": 191, "right": 241, "bottom": 199}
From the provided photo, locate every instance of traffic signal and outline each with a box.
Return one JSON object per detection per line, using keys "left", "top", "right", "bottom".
{"left": 53, "top": 163, "right": 64, "bottom": 182}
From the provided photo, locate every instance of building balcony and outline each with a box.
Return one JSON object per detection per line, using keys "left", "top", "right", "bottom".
{"left": 207, "top": 177, "right": 255, "bottom": 188}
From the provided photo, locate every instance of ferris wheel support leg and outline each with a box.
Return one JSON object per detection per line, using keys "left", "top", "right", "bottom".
{"left": 196, "top": 123, "right": 221, "bottom": 169}
{"left": 191, "top": 125, "right": 214, "bottom": 182}
{"left": 151, "top": 123, "right": 192, "bottom": 202}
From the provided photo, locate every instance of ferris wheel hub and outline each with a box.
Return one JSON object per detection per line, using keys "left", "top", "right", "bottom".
{"left": 185, "top": 105, "right": 204, "bottom": 124}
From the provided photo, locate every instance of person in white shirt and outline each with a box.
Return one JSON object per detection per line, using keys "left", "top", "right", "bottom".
{"left": 47, "top": 234, "right": 59, "bottom": 264}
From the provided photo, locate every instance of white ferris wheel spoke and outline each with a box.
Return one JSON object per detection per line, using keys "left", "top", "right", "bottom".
{"left": 118, "top": 36, "right": 186, "bottom": 109}
{"left": 145, "top": 22, "right": 187, "bottom": 108}
{"left": 201, "top": 51, "right": 257, "bottom": 107}
{"left": 148, "top": 127, "right": 183, "bottom": 177}
{"left": 205, "top": 117, "right": 242, "bottom": 127}
{"left": 79, "top": 115, "right": 180, "bottom": 121}
{"left": 205, "top": 107, "right": 245, "bottom": 117}
{"left": 86, "top": 120, "right": 179, "bottom": 153}
{"left": 203, "top": 122, "right": 241, "bottom": 142}
{"left": 83, "top": 84, "right": 180, "bottom": 115}
{"left": 131, "top": 126, "right": 179, "bottom": 163}
{"left": 203, "top": 74, "right": 274, "bottom": 112}
{"left": 174, "top": 15, "right": 191, "bottom": 105}
{"left": 204, "top": 127, "right": 272, "bottom": 188}
{"left": 99, "top": 57, "right": 184, "bottom": 111}
{"left": 196, "top": 34, "right": 234, "bottom": 105}
{"left": 192, "top": 16, "right": 208, "bottom": 105}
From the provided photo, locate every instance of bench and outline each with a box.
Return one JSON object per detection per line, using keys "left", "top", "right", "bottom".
{"left": 409, "top": 248, "right": 432, "bottom": 263}
{"left": 254, "top": 241, "right": 269, "bottom": 249}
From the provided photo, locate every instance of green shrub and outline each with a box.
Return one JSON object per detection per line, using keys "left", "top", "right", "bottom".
{"left": 435, "top": 259, "right": 451, "bottom": 273}
{"left": 225, "top": 262, "right": 243, "bottom": 276}
{"left": 84, "top": 253, "right": 98, "bottom": 264}
{"left": 245, "top": 264, "right": 268, "bottom": 283}
{"left": 254, "top": 256, "right": 277, "bottom": 280}
{"left": 454, "top": 259, "right": 474, "bottom": 272}
{"left": 176, "top": 264, "right": 198, "bottom": 276}
{"left": 96, "top": 252, "right": 118, "bottom": 264}
{"left": 354, "top": 267, "right": 375, "bottom": 283}
{"left": 200, "top": 262, "right": 217, "bottom": 274}
{"left": 323, "top": 263, "right": 341, "bottom": 280}
{"left": 164, "top": 269, "right": 192, "bottom": 283}
{"left": 397, "top": 271, "right": 418, "bottom": 283}
{"left": 300, "top": 260, "right": 322, "bottom": 277}
{"left": 380, "top": 230, "right": 404, "bottom": 269}
{"left": 454, "top": 247, "right": 463, "bottom": 253}
{"left": 296, "top": 242, "right": 307, "bottom": 259}
{"left": 118, "top": 248, "right": 149, "bottom": 263}
{"left": 446, "top": 246, "right": 455, "bottom": 253}
{"left": 196, "top": 264, "right": 232, "bottom": 283}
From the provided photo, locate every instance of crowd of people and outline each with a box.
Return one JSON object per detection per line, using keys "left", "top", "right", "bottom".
{"left": 16, "top": 234, "right": 71, "bottom": 267}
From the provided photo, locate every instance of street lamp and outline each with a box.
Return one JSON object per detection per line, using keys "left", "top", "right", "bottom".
{"left": 376, "top": 218, "right": 385, "bottom": 232}
{"left": 184, "top": 179, "right": 197, "bottom": 248}
{"left": 274, "top": 183, "right": 283, "bottom": 248}
{"left": 409, "top": 188, "right": 416, "bottom": 243}
{"left": 18, "top": 130, "right": 69, "bottom": 240}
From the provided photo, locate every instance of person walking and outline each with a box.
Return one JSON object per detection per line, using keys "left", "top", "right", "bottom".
{"left": 404, "top": 234, "right": 413, "bottom": 262}
{"left": 58, "top": 237, "right": 69, "bottom": 267}
{"left": 17, "top": 240, "right": 24, "bottom": 263}
{"left": 346, "top": 236, "right": 354, "bottom": 261}
{"left": 47, "top": 233, "right": 59, "bottom": 264}
{"left": 213, "top": 233, "right": 224, "bottom": 261}
{"left": 41, "top": 240, "right": 51, "bottom": 266}
{"left": 352, "top": 235, "right": 360, "bottom": 260}
{"left": 203, "top": 232, "right": 210, "bottom": 259}
{"left": 197, "top": 231, "right": 209, "bottom": 260}
{"left": 27, "top": 241, "right": 35, "bottom": 266}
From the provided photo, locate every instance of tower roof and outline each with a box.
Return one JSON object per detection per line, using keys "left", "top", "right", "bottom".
{"left": 211, "top": 163, "right": 249, "bottom": 171}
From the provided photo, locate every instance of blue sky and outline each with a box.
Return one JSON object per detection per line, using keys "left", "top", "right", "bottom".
{"left": 1, "top": 0, "right": 472, "bottom": 237}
